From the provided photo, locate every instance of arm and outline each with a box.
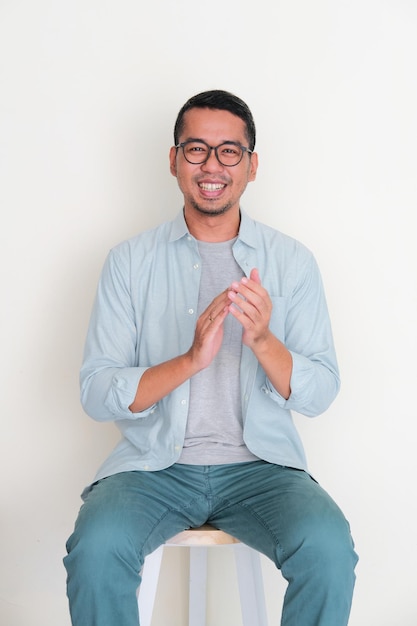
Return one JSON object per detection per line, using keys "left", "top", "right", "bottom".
{"left": 80, "top": 242, "right": 231, "bottom": 420}
{"left": 128, "top": 290, "right": 230, "bottom": 412}
{"left": 228, "top": 268, "right": 292, "bottom": 400}
{"left": 228, "top": 264, "right": 340, "bottom": 416}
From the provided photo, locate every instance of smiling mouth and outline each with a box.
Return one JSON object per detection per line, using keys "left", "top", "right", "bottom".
{"left": 198, "top": 183, "right": 226, "bottom": 191}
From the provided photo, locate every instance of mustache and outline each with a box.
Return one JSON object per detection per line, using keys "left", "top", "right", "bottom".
{"left": 194, "top": 175, "right": 231, "bottom": 184}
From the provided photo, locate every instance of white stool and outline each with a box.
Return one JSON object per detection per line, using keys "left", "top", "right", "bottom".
{"left": 138, "top": 524, "right": 268, "bottom": 626}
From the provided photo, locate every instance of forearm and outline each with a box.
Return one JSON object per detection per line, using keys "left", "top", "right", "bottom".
{"left": 128, "top": 351, "right": 197, "bottom": 413}
{"left": 130, "top": 296, "right": 231, "bottom": 412}
{"left": 252, "top": 330, "right": 293, "bottom": 400}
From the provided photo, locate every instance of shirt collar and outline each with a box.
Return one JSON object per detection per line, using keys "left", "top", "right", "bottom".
{"left": 169, "top": 210, "right": 190, "bottom": 242}
{"left": 237, "top": 209, "right": 257, "bottom": 249}
{"left": 168, "top": 208, "right": 257, "bottom": 248}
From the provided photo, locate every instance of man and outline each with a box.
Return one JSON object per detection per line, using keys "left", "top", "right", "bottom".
{"left": 64, "top": 89, "right": 358, "bottom": 625}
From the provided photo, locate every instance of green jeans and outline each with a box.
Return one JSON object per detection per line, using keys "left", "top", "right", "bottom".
{"left": 64, "top": 461, "right": 358, "bottom": 625}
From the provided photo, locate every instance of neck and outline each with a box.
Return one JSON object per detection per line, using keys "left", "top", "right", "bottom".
{"left": 184, "top": 207, "right": 240, "bottom": 242}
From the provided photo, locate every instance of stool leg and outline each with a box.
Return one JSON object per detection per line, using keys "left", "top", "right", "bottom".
{"left": 234, "top": 545, "right": 268, "bottom": 626}
{"left": 189, "top": 546, "right": 208, "bottom": 626}
{"left": 138, "top": 546, "right": 164, "bottom": 626}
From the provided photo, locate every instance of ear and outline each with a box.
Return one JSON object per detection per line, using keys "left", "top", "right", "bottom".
{"left": 169, "top": 146, "right": 178, "bottom": 177}
{"left": 248, "top": 151, "right": 258, "bottom": 182}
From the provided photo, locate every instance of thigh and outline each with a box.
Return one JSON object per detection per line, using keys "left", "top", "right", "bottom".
{"left": 209, "top": 462, "right": 354, "bottom": 568}
{"left": 67, "top": 467, "right": 211, "bottom": 561}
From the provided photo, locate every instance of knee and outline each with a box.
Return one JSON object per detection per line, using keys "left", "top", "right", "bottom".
{"left": 64, "top": 510, "right": 142, "bottom": 584}
{"left": 297, "top": 505, "right": 358, "bottom": 580}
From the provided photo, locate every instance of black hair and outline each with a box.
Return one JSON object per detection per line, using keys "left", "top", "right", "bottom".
{"left": 174, "top": 89, "right": 256, "bottom": 151}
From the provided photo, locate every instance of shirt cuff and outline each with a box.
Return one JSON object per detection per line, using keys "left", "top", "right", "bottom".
{"left": 105, "top": 367, "right": 157, "bottom": 419}
{"left": 263, "top": 351, "right": 315, "bottom": 410}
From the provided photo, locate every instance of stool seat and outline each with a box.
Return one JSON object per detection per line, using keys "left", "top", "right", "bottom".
{"left": 166, "top": 524, "right": 240, "bottom": 546}
{"left": 138, "top": 524, "right": 268, "bottom": 626}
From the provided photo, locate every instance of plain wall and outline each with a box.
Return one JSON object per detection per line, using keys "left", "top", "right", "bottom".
{"left": 1, "top": 1, "right": 416, "bottom": 624}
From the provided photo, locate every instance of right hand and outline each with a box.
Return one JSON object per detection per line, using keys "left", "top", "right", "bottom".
{"left": 187, "top": 289, "right": 230, "bottom": 372}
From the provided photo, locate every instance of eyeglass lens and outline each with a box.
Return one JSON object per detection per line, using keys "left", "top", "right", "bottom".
{"left": 181, "top": 141, "right": 245, "bottom": 166}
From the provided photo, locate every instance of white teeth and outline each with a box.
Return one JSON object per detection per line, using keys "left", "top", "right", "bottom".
{"left": 199, "top": 183, "right": 225, "bottom": 191}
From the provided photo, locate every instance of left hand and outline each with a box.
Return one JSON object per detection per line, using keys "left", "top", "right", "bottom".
{"left": 227, "top": 268, "right": 273, "bottom": 350}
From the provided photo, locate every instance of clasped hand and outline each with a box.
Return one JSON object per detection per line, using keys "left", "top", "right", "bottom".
{"left": 189, "top": 268, "right": 272, "bottom": 372}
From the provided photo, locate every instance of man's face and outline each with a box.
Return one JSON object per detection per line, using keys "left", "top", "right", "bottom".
{"left": 169, "top": 107, "right": 258, "bottom": 218}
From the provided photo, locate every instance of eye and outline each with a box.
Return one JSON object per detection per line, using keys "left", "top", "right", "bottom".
{"left": 221, "top": 146, "right": 239, "bottom": 155}
{"left": 186, "top": 142, "right": 208, "bottom": 154}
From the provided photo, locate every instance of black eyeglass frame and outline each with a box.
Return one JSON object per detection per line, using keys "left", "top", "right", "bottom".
{"left": 175, "top": 140, "right": 253, "bottom": 167}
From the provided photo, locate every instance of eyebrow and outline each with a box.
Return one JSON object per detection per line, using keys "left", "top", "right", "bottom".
{"left": 182, "top": 137, "right": 242, "bottom": 145}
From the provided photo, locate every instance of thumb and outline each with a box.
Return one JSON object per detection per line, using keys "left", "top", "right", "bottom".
{"left": 250, "top": 267, "right": 261, "bottom": 284}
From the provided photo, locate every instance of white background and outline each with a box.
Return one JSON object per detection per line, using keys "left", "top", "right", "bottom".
{"left": 1, "top": 1, "right": 416, "bottom": 624}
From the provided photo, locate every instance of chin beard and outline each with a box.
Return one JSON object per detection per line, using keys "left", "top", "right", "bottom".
{"left": 190, "top": 200, "right": 232, "bottom": 216}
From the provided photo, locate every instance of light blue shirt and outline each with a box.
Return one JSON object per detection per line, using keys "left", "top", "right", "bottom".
{"left": 80, "top": 210, "right": 340, "bottom": 484}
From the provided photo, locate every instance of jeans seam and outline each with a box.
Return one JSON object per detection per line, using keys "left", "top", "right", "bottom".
{"left": 139, "top": 494, "right": 211, "bottom": 560}
{"left": 211, "top": 497, "right": 288, "bottom": 567}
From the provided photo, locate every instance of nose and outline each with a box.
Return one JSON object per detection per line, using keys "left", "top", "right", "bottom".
{"left": 201, "top": 147, "right": 223, "bottom": 171}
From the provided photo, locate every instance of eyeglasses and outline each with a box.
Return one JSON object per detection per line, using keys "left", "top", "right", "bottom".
{"left": 175, "top": 140, "right": 253, "bottom": 167}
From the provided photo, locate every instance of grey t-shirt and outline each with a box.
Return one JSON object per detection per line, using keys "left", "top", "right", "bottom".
{"left": 178, "top": 238, "right": 259, "bottom": 465}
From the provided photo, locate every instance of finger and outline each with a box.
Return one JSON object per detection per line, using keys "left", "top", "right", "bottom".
{"left": 231, "top": 274, "right": 265, "bottom": 298}
{"left": 202, "top": 290, "right": 230, "bottom": 321}
{"left": 250, "top": 267, "right": 261, "bottom": 284}
{"left": 229, "top": 280, "right": 265, "bottom": 314}
{"left": 227, "top": 293, "right": 258, "bottom": 324}
{"left": 228, "top": 272, "right": 272, "bottom": 324}
{"left": 210, "top": 306, "right": 229, "bottom": 325}
{"left": 227, "top": 301, "right": 261, "bottom": 338}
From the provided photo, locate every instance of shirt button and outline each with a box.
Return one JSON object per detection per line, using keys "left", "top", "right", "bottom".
{"left": 181, "top": 399, "right": 187, "bottom": 405}
{"left": 193, "top": 263, "right": 199, "bottom": 270}
{"left": 188, "top": 308, "right": 194, "bottom": 315}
